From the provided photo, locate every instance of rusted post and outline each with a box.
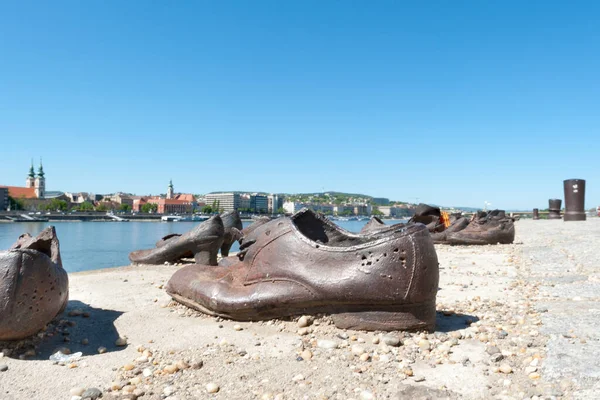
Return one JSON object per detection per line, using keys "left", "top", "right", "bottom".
{"left": 548, "top": 199, "right": 562, "bottom": 219}
{"left": 563, "top": 179, "right": 586, "bottom": 221}
{"left": 533, "top": 208, "right": 539, "bottom": 220}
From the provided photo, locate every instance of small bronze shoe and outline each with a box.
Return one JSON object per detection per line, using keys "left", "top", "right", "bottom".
{"left": 1, "top": 227, "right": 69, "bottom": 340}
{"left": 129, "top": 215, "right": 224, "bottom": 265}
{"left": 446, "top": 210, "right": 515, "bottom": 245}
{"left": 166, "top": 209, "right": 439, "bottom": 331}
{"left": 220, "top": 211, "right": 243, "bottom": 257}
{"left": 430, "top": 216, "right": 469, "bottom": 244}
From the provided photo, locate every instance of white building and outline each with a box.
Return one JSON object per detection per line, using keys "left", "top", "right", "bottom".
{"left": 283, "top": 201, "right": 304, "bottom": 214}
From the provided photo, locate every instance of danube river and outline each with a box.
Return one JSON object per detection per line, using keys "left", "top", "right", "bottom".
{"left": 0, "top": 219, "right": 406, "bottom": 273}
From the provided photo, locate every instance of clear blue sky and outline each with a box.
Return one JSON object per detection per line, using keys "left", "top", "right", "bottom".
{"left": 1, "top": 1, "right": 598, "bottom": 210}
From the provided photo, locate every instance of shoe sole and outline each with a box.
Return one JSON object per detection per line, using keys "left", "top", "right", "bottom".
{"left": 168, "top": 292, "right": 435, "bottom": 332}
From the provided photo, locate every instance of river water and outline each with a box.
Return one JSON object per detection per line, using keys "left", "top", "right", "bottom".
{"left": 0, "top": 219, "right": 406, "bottom": 273}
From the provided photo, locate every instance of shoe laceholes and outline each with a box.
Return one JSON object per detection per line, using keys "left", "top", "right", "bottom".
{"left": 393, "top": 248, "right": 408, "bottom": 267}
{"left": 356, "top": 251, "right": 388, "bottom": 267}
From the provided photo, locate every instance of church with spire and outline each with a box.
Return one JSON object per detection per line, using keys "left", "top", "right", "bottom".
{"left": 24, "top": 159, "right": 46, "bottom": 198}
{"left": 1, "top": 160, "right": 47, "bottom": 201}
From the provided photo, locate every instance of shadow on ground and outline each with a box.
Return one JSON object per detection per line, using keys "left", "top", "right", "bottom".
{"left": 435, "top": 311, "right": 479, "bottom": 333}
{"left": 0, "top": 300, "right": 126, "bottom": 360}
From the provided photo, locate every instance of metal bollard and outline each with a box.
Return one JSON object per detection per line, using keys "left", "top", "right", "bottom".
{"left": 548, "top": 199, "right": 562, "bottom": 219}
{"left": 533, "top": 208, "right": 539, "bottom": 220}
{"left": 563, "top": 179, "right": 586, "bottom": 221}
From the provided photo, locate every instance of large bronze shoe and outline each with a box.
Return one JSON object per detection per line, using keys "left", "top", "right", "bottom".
{"left": 446, "top": 210, "right": 515, "bottom": 245}
{"left": 0, "top": 227, "right": 69, "bottom": 340}
{"left": 129, "top": 215, "right": 224, "bottom": 265}
{"left": 220, "top": 211, "right": 243, "bottom": 257}
{"left": 166, "top": 209, "right": 439, "bottom": 331}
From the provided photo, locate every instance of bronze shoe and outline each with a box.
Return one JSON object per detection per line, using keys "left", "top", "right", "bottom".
{"left": 1, "top": 227, "right": 69, "bottom": 340}
{"left": 220, "top": 211, "right": 243, "bottom": 257}
{"left": 430, "top": 216, "right": 469, "bottom": 244}
{"left": 359, "top": 216, "right": 405, "bottom": 234}
{"left": 446, "top": 210, "right": 515, "bottom": 245}
{"left": 129, "top": 215, "right": 224, "bottom": 265}
{"left": 156, "top": 212, "right": 243, "bottom": 257}
{"left": 166, "top": 209, "right": 439, "bottom": 331}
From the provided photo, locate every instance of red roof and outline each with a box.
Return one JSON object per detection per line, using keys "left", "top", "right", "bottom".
{"left": 175, "top": 194, "right": 195, "bottom": 202}
{"left": 0, "top": 186, "right": 37, "bottom": 199}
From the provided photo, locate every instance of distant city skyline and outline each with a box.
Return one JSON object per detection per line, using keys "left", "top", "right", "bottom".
{"left": 1, "top": 2, "right": 598, "bottom": 209}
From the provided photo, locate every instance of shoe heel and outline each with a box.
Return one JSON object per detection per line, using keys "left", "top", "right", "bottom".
{"left": 331, "top": 301, "right": 436, "bottom": 332}
{"left": 194, "top": 249, "right": 218, "bottom": 266}
{"left": 220, "top": 241, "right": 233, "bottom": 257}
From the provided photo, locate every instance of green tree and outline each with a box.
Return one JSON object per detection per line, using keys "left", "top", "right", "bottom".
{"left": 372, "top": 207, "right": 384, "bottom": 216}
{"left": 77, "top": 201, "right": 95, "bottom": 211}
{"left": 141, "top": 203, "right": 158, "bottom": 213}
{"left": 8, "top": 196, "right": 24, "bottom": 210}
{"left": 201, "top": 205, "right": 213, "bottom": 214}
{"left": 96, "top": 203, "right": 108, "bottom": 212}
{"left": 47, "top": 199, "right": 68, "bottom": 211}
{"left": 119, "top": 204, "right": 131, "bottom": 212}
{"left": 276, "top": 207, "right": 286, "bottom": 214}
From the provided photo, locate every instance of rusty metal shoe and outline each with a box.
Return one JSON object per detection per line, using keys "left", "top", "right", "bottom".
{"left": 220, "top": 211, "right": 243, "bottom": 257}
{"left": 408, "top": 203, "right": 444, "bottom": 233}
{"left": 156, "top": 212, "right": 243, "bottom": 257}
{"left": 129, "top": 215, "right": 224, "bottom": 265}
{"left": 430, "top": 216, "right": 469, "bottom": 244}
{"left": 446, "top": 210, "right": 515, "bottom": 245}
{"left": 166, "top": 209, "right": 439, "bottom": 331}
{"left": 1, "top": 227, "right": 69, "bottom": 340}
{"left": 360, "top": 217, "right": 407, "bottom": 235}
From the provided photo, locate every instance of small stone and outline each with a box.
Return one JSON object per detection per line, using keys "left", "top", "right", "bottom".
{"left": 486, "top": 346, "right": 500, "bottom": 355}
{"left": 382, "top": 335, "right": 401, "bottom": 347}
{"left": 418, "top": 339, "right": 431, "bottom": 350}
{"left": 122, "top": 385, "right": 135, "bottom": 394}
{"left": 297, "top": 327, "right": 310, "bottom": 336}
{"left": 206, "top": 382, "right": 220, "bottom": 393}
{"left": 351, "top": 345, "right": 365, "bottom": 355}
{"left": 301, "top": 350, "right": 313, "bottom": 360}
{"left": 67, "top": 363, "right": 77, "bottom": 369}
{"left": 81, "top": 388, "right": 102, "bottom": 400}
{"left": 123, "top": 363, "right": 135, "bottom": 371}
{"left": 490, "top": 353, "right": 504, "bottom": 363}
{"left": 413, "top": 376, "right": 426, "bottom": 382}
{"left": 164, "top": 364, "right": 178, "bottom": 374}
{"left": 97, "top": 347, "right": 107, "bottom": 354}
{"left": 371, "top": 336, "right": 380, "bottom": 345}
{"left": 143, "top": 368, "right": 152, "bottom": 377}
{"left": 529, "top": 372, "right": 541, "bottom": 380}
{"left": 70, "top": 388, "right": 85, "bottom": 396}
{"left": 403, "top": 367, "right": 414, "bottom": 376}
{"left": 317, "top": 339, "right": 338, "bottom": 349}
{"left": 163, "top": 386, "right": 175, "bottom": 396}
{"left": 233, "top": 324, "right": 242, "bottom": 331}
{"left": 115, "top": 337, "right": 128, "bottom": 346}
{"left": 292, "top": 374, "right": 305, "bottom": 381}
{"left": 191, "top": 360, "right": 203, "bottom": 369}
{"left": 0, "top": 364, "right": 7, "bottom": 372}
{"left": 360, "top": 390, "right": 375, "bottom": 400}
{"left": 130, "top": 377, "right": 142, "bottom": 385}
{"left": 359, "top": 353, "right": 371, "bottom": 362}
{"left": 298, "top": 316, "right": 311, "bottom": 328}
{"left": 176, "top": 360, "right": 189, "bottom": 370}
{"left": 499, "top": 364, "right": 513, "bottom": 374}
